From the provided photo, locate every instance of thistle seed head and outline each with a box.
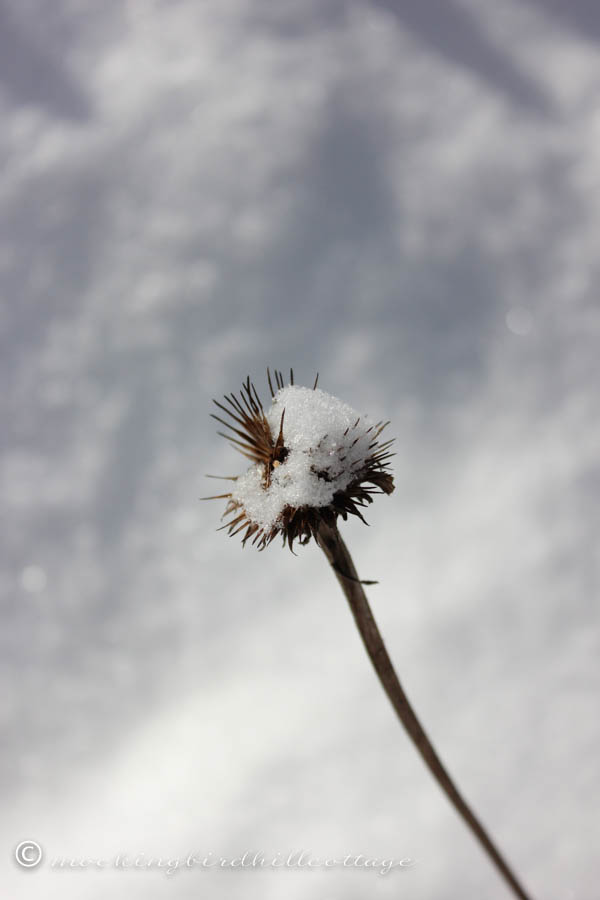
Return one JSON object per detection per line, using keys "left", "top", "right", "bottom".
{"left": 205, "top": 369, "right": 395, "bottom": 550}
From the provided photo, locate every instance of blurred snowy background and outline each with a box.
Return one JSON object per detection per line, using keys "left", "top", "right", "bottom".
{"left": 2, "top": 0, "right": 599, "bottom": 898}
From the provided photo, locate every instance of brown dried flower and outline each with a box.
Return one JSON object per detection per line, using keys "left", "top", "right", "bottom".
{"left": 204, "top": 369, "right": 395, "bottom": 550}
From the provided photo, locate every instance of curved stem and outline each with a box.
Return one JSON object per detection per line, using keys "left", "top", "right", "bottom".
{"left": 316, "top": 520, "right": 533, "bottom": 900}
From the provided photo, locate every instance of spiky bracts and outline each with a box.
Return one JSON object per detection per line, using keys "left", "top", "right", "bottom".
{"left": 204, "top": 369, "right": 395, "bottom": 550}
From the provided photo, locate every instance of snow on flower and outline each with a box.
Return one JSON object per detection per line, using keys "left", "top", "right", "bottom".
{"left": 206, "top": 370, "right": 394, "bottom": 550}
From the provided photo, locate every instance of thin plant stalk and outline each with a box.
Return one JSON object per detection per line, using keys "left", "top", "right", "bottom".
{"left": 316, "top": 520, "right": 533, "bottom": 900}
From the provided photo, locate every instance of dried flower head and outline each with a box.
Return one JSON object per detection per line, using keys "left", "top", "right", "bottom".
{"left": 205, "top": 369, "right": 395, "bottom": 550}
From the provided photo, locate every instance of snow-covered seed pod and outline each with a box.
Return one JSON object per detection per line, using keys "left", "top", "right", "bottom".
{"left": 205, "top": 369, "right": 395, "bottom": 550}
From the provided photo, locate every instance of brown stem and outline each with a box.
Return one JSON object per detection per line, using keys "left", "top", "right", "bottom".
{"left": 316, "top": 520, "right": 534, "bottom": 900}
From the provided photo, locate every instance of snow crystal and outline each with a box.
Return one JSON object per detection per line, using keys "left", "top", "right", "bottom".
{"left": 230, "top": 385, "right": 378, "bottom": 529}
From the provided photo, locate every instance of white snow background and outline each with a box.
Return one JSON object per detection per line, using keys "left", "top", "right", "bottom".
{"left": 1, "top": 1, "right": 599, "bottom": 898}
